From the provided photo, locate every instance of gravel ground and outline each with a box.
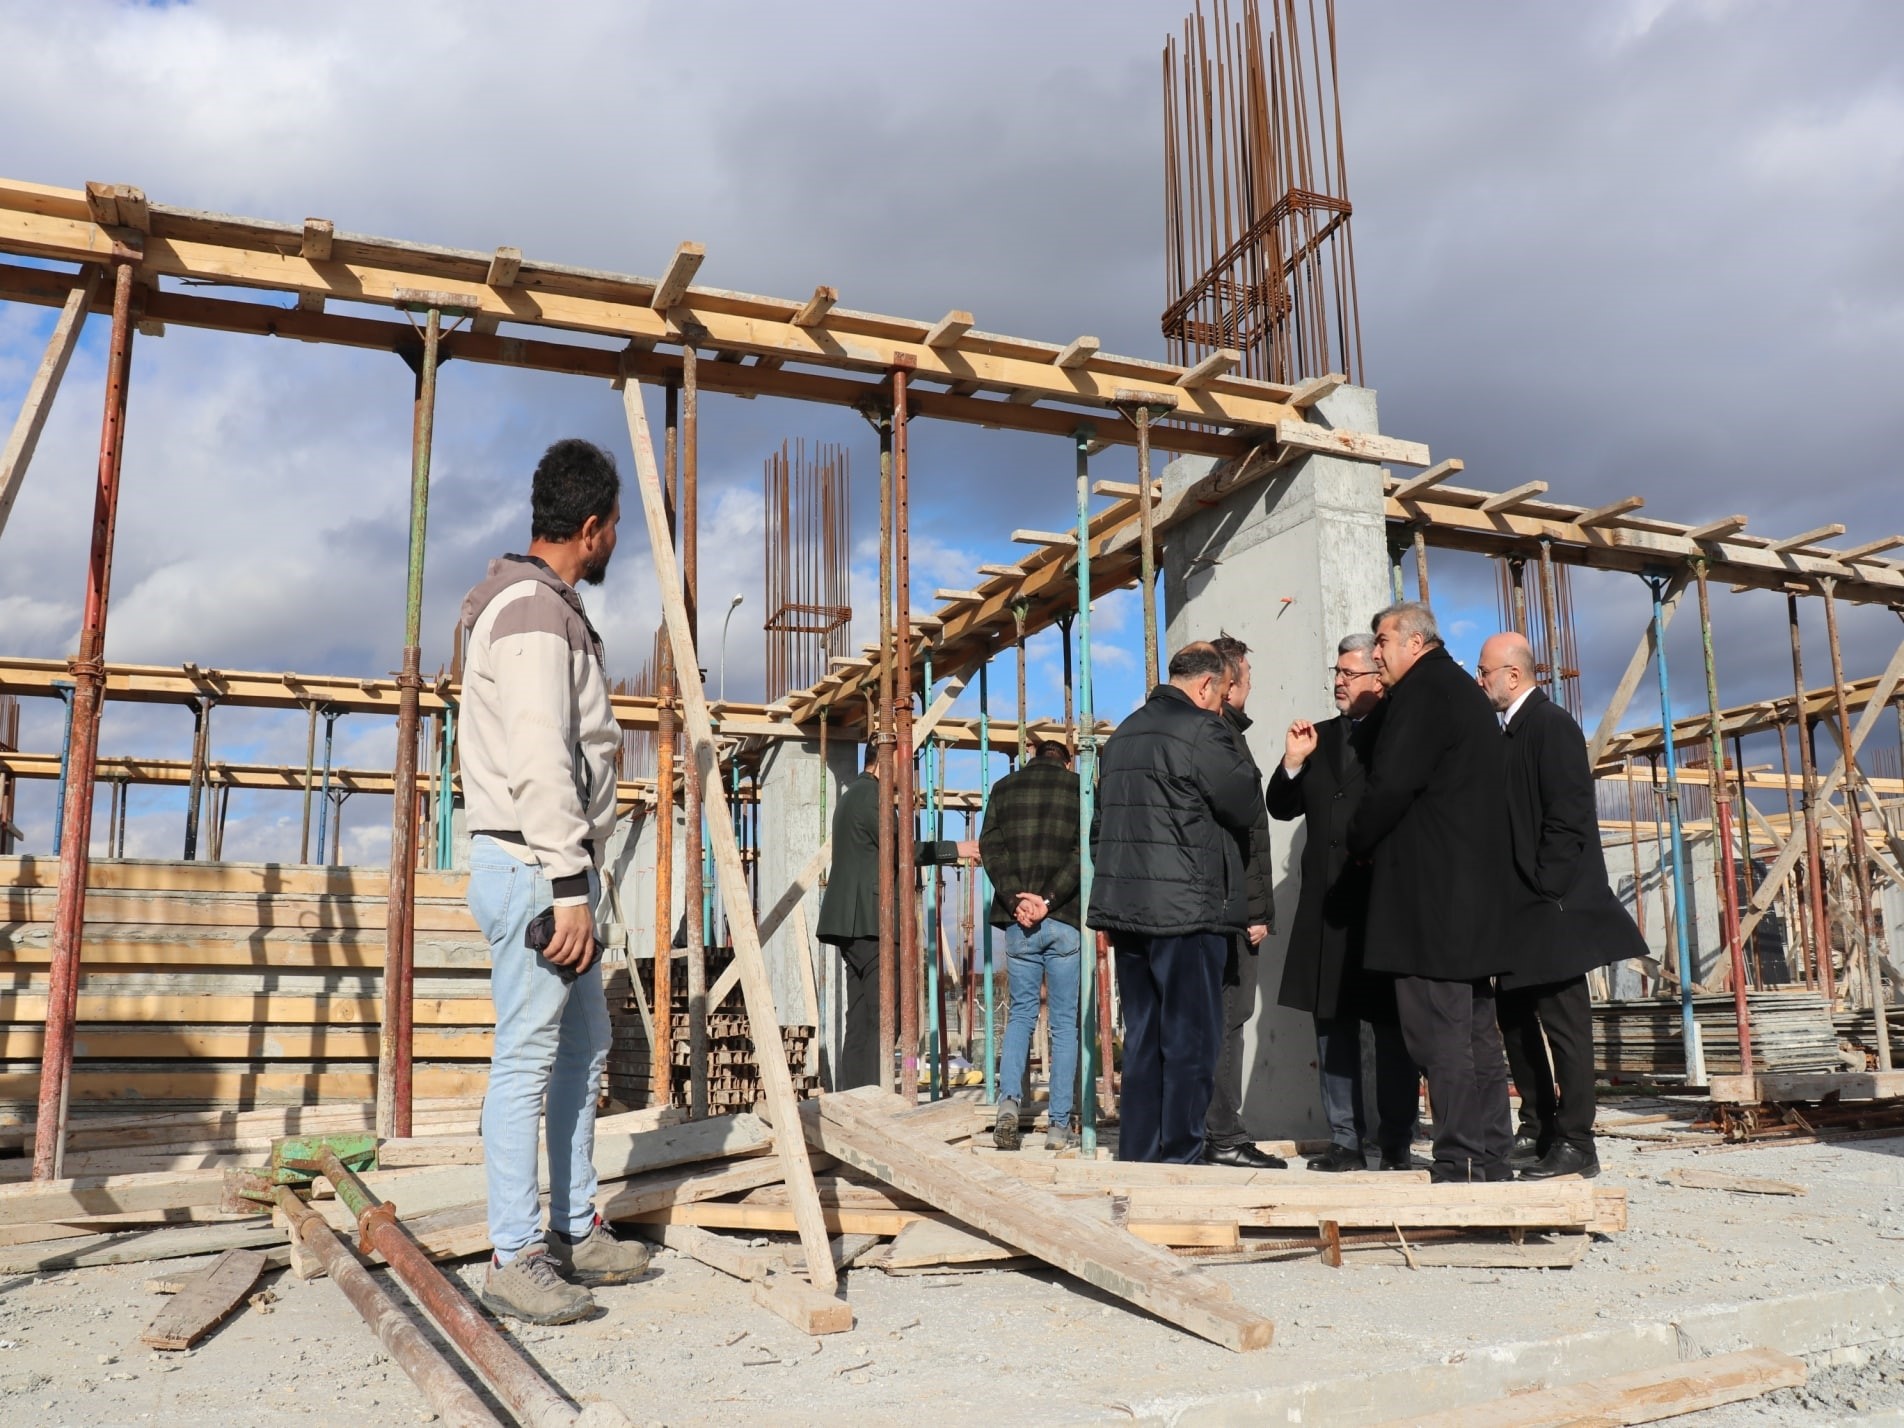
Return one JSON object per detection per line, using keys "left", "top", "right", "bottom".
{"left": 3, "top": 1099, "right": 1902, "bottom": 1426}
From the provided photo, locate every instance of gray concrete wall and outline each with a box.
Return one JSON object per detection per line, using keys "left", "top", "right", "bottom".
{"left": 755, "top": 735, "right": 857, "bottom": 1065}
{"left": 1160, "top": 384, "right": 1394, "bottom": 1142}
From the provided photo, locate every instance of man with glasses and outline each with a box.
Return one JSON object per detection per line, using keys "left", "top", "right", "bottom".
{"left": 1478, "top": 632, "right": 1644, "bottom": 1180}
{"left": 1268, "top": 634, "right": 1419, "bottom": 1171}
{"left": 1348, "top": 602, "right": 1515, "bottom": 1184}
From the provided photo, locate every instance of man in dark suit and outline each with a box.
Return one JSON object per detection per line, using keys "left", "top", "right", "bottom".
{"left": 1090, "top": 642, "right": 1263, "bottom": 1164}
{"left": 1348, "top": 602, "right": 1514, "bottom": 1184}
{"left": 1479, "top": 632, "right": 1647, "bottom": 1180}
{"left": 815, "top": 746, "right": 976, "bottom": 1090}
{"left": 1267, "top": 632, "right": 1419, "bottom": 1172}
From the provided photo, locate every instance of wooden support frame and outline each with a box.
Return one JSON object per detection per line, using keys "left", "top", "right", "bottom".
{"left": 1586, "top": 571, "right": 1688, "bottom": 768}
{"left": 622, "top": 379, "right": 838, "bottom": 1295}
{"left": 0, "top": 266, "right": 100, "bottom": 540}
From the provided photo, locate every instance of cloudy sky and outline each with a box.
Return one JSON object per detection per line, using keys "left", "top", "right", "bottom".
{"left": 2, "top": 0, "right": 1901, "bottom": 860}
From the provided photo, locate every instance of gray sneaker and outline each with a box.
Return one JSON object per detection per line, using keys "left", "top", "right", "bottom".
{"left": 1044, "top": 1123, "right": 1075, "bottom": 1154}
{"left": 993, "top": 1097, "right": 1022, "bottom": 1151}
{"left": 544, "top": 1217, "right": 652, "bottom": 1287}
{"left": 480, "top": 1248, "right": 595, "bottom": 1325}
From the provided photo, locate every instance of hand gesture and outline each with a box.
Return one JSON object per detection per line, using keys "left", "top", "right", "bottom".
{"left": 1013, "top": 892, "right": 1048, "bottom": 929}
{"left": 1284, "top": 719, "right": 1319, "bottom": 769}
{"left": 955, "top": 840, "right": 981, "bottom": 864}
{"left": 545, "top": 902, "right": 599, "bottom": 974}
{"left": 1246, "top": 922, "right": 1269, "bottom": 948}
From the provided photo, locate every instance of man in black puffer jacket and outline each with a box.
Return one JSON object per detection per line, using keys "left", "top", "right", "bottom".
{"left": 1090, "top": 641, "right": 1264, "bottom": 1163}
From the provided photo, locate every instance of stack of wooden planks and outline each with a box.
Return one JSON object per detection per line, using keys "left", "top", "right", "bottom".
{"left": 0, "top": 855, "right": 495, "bottom": 1107}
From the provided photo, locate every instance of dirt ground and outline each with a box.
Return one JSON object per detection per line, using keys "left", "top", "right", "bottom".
{"left": 3, "top": 1097, "right": 1903, "bottom": 1427}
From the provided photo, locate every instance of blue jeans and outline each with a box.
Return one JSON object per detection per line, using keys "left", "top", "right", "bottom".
{"left": 998, "top": 919, "right": 1081, "bottom": 1126}
{"left": 466, "top": 836, "right": 610, "bottom": 1262}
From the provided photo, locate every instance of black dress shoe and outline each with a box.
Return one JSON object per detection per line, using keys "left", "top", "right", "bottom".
{"left": 1305, "top": 1144, "right": 1366, "bottom": 1173}
{"left": 1507, "top": 1132, "right": 1545, "bottom": 1163}
{"left": 1429, "top": 1160, "right": 1515, "bottom": 1184}
{"left": 1378, "top": 1150, "right": 1415, "bottom": 1171}
{"left": 1203, "top": 1141, "right": 1288, "bottom": 1170}
{"left": 1519, "top": 1142, "right": 1600, "bottom": 1180}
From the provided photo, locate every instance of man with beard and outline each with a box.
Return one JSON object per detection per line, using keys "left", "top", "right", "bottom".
{"left": 458, "top": 438, "right": 651, "bottom": 1324}
{"left": 1268, "top": 633, "right": 1419, "bottom": 1172}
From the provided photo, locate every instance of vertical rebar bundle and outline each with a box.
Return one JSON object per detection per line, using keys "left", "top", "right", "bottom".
{"left": 1162, "top": 0, "right": 1362, "bottom": 385}
{"left": 1493, "top": 554, "right": 1583, "bottom": 717}
{"left": 763, "top": 439, "right": 853, "bottom": 702}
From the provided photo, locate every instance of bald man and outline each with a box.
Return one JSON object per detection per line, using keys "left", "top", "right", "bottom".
{"left": 1477, "top": 633, "right": 1646, "bottom": 1181}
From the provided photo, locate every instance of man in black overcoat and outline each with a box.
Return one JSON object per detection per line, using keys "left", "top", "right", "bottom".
{"left": 1478, "top": 632, "right": 1647, "bottom": 1180}
{"left": 1090, "top": 642, "right": 1263, "bottom": 1164}
{"left": 815, "top": 747, "right": 975, "bottom": 1090}
{"left": 1347, "top": 602, "right": 1515, "bottom": 1183}
{"left": 1267, "top": 632, "right": 1419, "bottom": 1172}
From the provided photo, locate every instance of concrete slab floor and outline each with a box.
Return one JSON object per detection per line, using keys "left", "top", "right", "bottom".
{"left": 1, "top": 1105, "right": 1901, "bottom": 1426}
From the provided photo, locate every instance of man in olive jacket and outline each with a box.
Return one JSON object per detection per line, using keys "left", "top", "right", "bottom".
{"left": 1090, "top": 642, "right": 1263, "bottom": 1164}
{"left": 816, "top": 747, "right": 975, "bottom": 1090}
{"left": 1347, "top": 603, "right": 1514, "bottom": 1183}
{"left": 1479, "top": 633, "right": 1647, "bottom": 1181}
{"left": 1267, "top": 632, "right": 1418, "bottom": 1172}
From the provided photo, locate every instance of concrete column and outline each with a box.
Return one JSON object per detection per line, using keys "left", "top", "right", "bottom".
{"left": 1160, "top": 385, "right": 1394, "bottom": 1142}
{"left": 755, "top": 735, "right": 856, "bottom": 1065}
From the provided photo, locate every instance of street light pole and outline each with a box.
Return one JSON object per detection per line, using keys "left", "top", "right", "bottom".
{"left": 719, "top": 593, "right": 745, "bottom": 703}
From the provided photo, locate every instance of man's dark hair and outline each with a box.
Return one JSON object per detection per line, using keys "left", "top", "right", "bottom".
{"left": 1029, "top": 737, "right": 1070, "bottom": 763}
{"left": 531, "top": 439, "right": 621, "bottom": 542}
{"left": 1211, "top": 633, "right": 1250, "bottom": 679}
{"left": 1167, "top": 641, "right": 1226, "bottom": 682}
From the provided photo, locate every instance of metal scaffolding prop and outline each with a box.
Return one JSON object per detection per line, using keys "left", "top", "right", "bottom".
{"left": 763, "top": 439, "right": 852, "bottom": 702}
{"left": 1163, "top": 0, "right": 1362, "bottom": 387}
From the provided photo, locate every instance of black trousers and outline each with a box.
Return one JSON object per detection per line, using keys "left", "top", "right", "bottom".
{"left": 833, "top": 936, "right": 882, "bottom": 1091}
{"left": 1496, "top": 975, "right": 1596, "bottom": 1152}
{"left": 1393, "top": 975, "right": 1512, "bottom": 1178}
{"left": 1313, "top": 1015, "right": 1419, "bottom": 1156}
{"left": 1114, "top": 930, "right": 1226, "bottom": 1164}
{"left": 1204, "top": 935, "right": 1258, "bottom": 1149}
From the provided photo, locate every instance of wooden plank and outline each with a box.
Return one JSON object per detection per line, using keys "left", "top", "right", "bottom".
{"left": 1686, "top": 514, "right": 1748, "bottom": 541}
{"left": 924, "top": 310, "right": 972, "bottom": 348}
{"left": 803, "top": 1091, "right": 1274, "bottom": 1352}
{"left": 0, "top": 1168, "right": 229, "bottom": 1226}
{"left": 1273, "top": 418, "right": 1431, "bottom": 466}
{"left": 378, "top": 1105, "right": 683, "bottom": 1167}
{"left": 1288, "top": 372, "right": 1346, "bottom": 408}
{"left": 650, "top": 241, "right": 705, "bottom": 311}
{"left": 0, "top": 1220, "right": 286, "bottom": 1274}
{"left": 751, "top": 1274, "right": 854, "bottom": 1334}
{"left": 139, "top": 1247, "right": 266, "bottom": 1349}
{"left": 1386, "top": 1346, "right": 1805, "bottom": 1428}
{"left": 1480, "top": 480, "right": 1549, "bottom": 514}
{"left": 0, "top": 1066, "right": 494, "bottom": 1104}
{"left": 703, "top": 838, "right": 831, "bottom": 1009}
{"left": 632, "top": 1199, "right": 1232, "bottom": 1248}
{"left": 485, "top": 246, "right": 521, "bottom": 287}
{"left": 790, "top": 285, "right": 836, "bottom": 327}
{"left": 84, "top": 181, "right": 120, "bottom": 227}
{"left": 1767, "top": 523, "right": 1845, "bottom": 554}
{"left": 1665, "top": 1168, "right": 1804, "bottom": 1197}
{"left": 1055, "top": 336, "right": 1099, "bottom": 369}
{"left": 300, "top": 218, "right": 333, "bottom": 261}
{"left": 0, "top": 266, "right": 99, "bottom": 541}
{"left": 1177, "top": 348, "right": 1238, "bottom": 389}
{"left": 625, "top": 379, "right": 837, "bottom": 1295}
{"left": 1577, "top": 496, "right": 1646, "bottom": 528}
{"left": 883, "top": 1215, "right": 1016, "bottom": 1268}
{"left": 1393, "top": 458, "right": 1464, "bottom": 500}
{"left": 1708, "top": 1069, "right": 1904, "bottom": 1104}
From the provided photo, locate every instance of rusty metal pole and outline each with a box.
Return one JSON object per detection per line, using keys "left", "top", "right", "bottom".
{"left": 273, "top": 1188, "right": 502, "bottom": 1428}
{"left": 1507, "top": 556, "right": 1528, "bottom": 636}
{"left": 33, "top": 259, "right": 135, "bottom": 1182}
{"left": 1135, "top": 405, "right": 1160, "bottom": 690}
{"left": 1413, "top": 527, "right": 1431, "bottom": 603}
{"left": 1787, "top": 593, "right": 1836, "bottom": 1001}
{"left": 1058, "top": 612, "right": 1076, "bottom": 745}
{"left": 1731, "top": 732, "right": 1765, "bottom": 986}
{"left": 182, "top": 696, "right": 209, "bottom": 859}
{"left": 872, "top": 404, "right": 897, "bottom": 1093}
{"left": 1538, "top": 539, "right": 1563, "bottom": 705}
{"left": 893, "top": 361, "right": 919, "bottom": 1103}
{"left": 314, "top": 1151, "right": 589, "bottom": 1428}
{"left": 1822, "top": 580, "right": 1890, "bottom": 1069}
{"left": 652, "top": 382, "right": 679, "bottom": 1106}
{"left": 380, "top": 304, "right": 442, "bottom": 1141}
{"left": 682, "top": 347, "right": 707, "bottom": 1119}
{"left": 1012, "top": 598, "right": 1029, "bottom": 768}
{"left": 1693, "top": 561, "right": 1753, "bottom": 1073}
{"left": 1774, "top": 716, "right": 1814, "bottom": 989}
